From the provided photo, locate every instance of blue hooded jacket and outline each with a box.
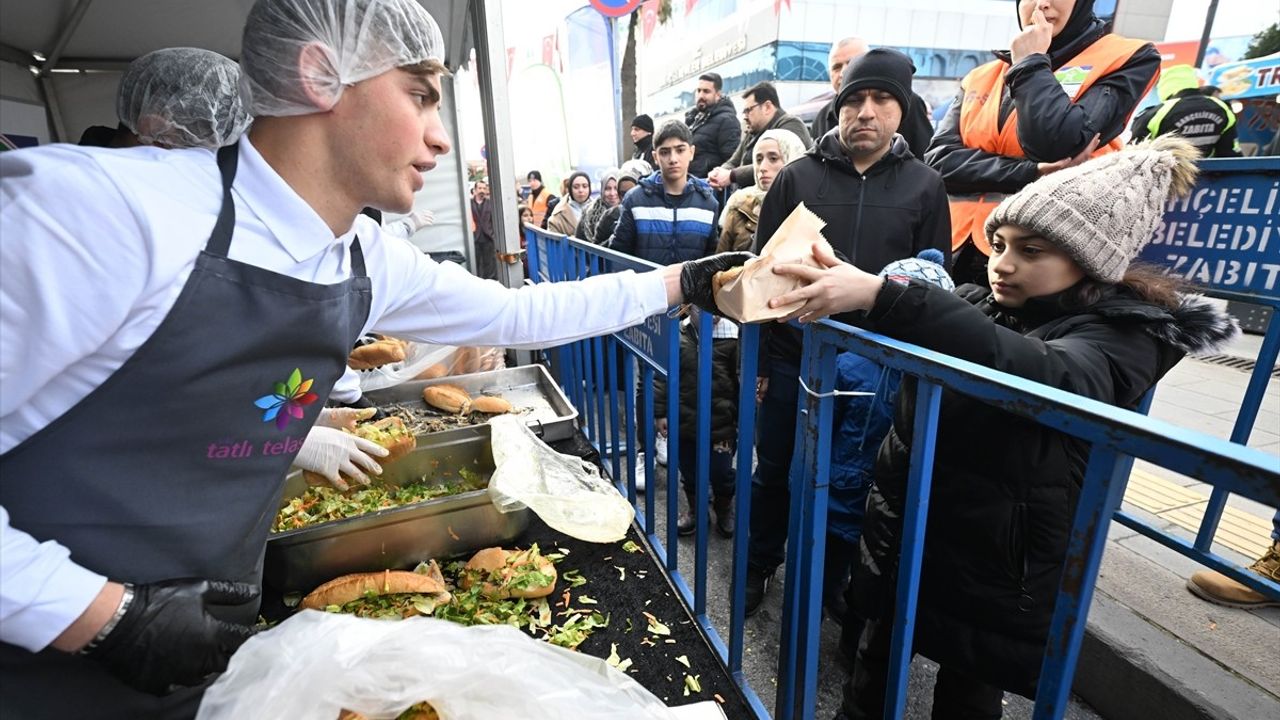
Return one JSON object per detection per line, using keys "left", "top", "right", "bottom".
{"left": 827, "top": 352, "right": 900, "bottom": 545}
{"left": 608, "top": 172, "right": 720, "bottom": 265}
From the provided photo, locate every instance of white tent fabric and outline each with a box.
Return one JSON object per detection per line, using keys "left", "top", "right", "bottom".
{"left": 0, "top": 0, "right": 474, "bottom": 141}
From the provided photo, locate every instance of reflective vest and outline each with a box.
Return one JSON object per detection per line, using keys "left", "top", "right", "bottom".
{"left": 950, "top": 34, "right": 1155, "bottom": 254}
{"left": 528, "top": 188, "right": 553, "bottom": 227}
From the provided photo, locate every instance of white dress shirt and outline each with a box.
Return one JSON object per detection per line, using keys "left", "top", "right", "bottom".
{"left": 0, "top": 138, "right": 667, "bottom": 651}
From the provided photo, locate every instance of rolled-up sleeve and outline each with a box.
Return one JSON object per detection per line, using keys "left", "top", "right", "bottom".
{"left": 1, "top": 508, "right": 107, "bottom": 651}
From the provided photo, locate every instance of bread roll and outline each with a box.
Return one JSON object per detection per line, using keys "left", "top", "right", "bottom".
{"left": 300, "top": 569, "right": 450, "bottom": 610}
{"left": 348, "top": 340, "right": 407, "bottom": 370}
{"left": 460, "top": 547, "right": 557, "bottom": 599}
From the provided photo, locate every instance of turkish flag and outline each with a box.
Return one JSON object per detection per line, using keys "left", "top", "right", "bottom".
{"left": 773, "top": 0, "right": 791, "bottom": 14}
{"left": 506, "top": 47, "right": 516, "bottom": 78}
{"left": 541, "top": 34, "right": 555, "bottom": 66}
{"left": 642, "top": 0, "right": 659, "bottom": 43}
{"left": 686, "top": 0, "right": 698, "bottom": 15}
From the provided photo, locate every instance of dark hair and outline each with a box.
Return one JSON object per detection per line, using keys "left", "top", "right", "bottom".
{"left": 1199, "top": 85, "right": 1221, "bottom": 97}
{"left": 744, "top": 81, "right": 780, "bottom": 109}
{"left": 527, "top": 170, "right": 542, "bottom": 181}
{"left": 567, "top": 171, "right": 592, "bottom": 196}
{"left": 699, "top": 72, "right": 723, "bottom": 91}
{"left": 655, "top": 119, "right": 693, "bottom": 147}
{"left": 1060, "top": 263, "right": 1189, "bottom": 311}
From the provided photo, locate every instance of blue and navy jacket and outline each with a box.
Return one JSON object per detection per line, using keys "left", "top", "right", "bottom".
{"left": 608, "top": 173, "right": 720, "bottom": 265}
{"left": 828, "top": 352, "right": 900, "bottom": 546}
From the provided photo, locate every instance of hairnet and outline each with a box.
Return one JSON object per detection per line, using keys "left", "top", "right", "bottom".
{"left": 117, "top": 48, "right": 251, "bottom": 149}
{"left": 241, "top": 0, "right": 445, "bottom": 117}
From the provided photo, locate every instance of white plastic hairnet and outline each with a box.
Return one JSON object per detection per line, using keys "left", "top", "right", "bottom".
{"left": 117, "top": 48, "right": 251, "bottom": 149}
{"left": 241, "top": 0, "right": 445, "bottom": 117}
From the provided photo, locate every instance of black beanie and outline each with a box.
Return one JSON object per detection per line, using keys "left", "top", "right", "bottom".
{"left": 631, "top": 114, "right": 654, "bottom": 134}
{"left": 835, "top": 48, "right": 915, "bottom": 115}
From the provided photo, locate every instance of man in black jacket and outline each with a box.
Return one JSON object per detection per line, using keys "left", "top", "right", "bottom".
{"left": 685, "top": 72, "right": 742, "bottom": 178}
{"left": 744, "top": 48, "right": 951, "bottom": 616}
{"left": 630, "top": 113, "right": 656, "bottom": 166}
{"left": 810, "top": 37, "right": 934, "bottom": 159}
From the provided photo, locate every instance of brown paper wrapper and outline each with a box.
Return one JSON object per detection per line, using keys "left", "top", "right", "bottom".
{"left": 713, "top": 202, "right": 833, "bottom": 323}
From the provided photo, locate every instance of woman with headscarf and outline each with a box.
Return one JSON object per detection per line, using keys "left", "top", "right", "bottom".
{"left": 925, "top": 0, "right": 1160, "bottom": 285}
{"left": 717, "top": 128, "right": 806, "bottom": 253}
{"left": 574, "top": 168, "right": 621, "bottom": 244}
{"left": 545, "top": 170, "right": 592, "bottom": 236}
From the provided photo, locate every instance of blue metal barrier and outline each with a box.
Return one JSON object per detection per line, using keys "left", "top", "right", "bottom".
{"left": 524, "top": 218, "right": 1280, "bottom": 719}
{"left": 1130, "top": 156, "right": 1280, "bottom": 597}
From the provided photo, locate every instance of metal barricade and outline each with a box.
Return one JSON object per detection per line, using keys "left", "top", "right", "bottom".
{"left": 524, "top": 192, "right": 1280, "bottom": 718}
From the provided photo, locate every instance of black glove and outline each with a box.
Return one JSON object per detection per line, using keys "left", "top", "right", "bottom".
{"left": 86, "top": 579, "right": 259, "bottom": 695}
{"left": 679, "top": 251, "right": 753, "bottom": 315}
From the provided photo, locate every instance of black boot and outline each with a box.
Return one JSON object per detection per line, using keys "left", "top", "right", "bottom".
{"left": 743, "top": 565, "right": 773, "bottom": 617}
{"left": 712, "top": 495, "right": 735, "bottom": 538}
{"left": 677, "top": 490, "right": 697, "bottom": 536}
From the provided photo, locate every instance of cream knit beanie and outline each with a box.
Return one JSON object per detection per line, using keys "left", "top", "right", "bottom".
{"left": 984, "top": 135, "right": 1200, "bottom": 282}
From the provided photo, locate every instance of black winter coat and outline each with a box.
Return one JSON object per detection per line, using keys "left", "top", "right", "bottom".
{"left": 754, "top": 132, "right": 951, "bottom": 369}
{"left": 686, "top": 97, "right": 742, "bottom": 178}
{"left": 810, "top": 90, "right": 936, "bottom": 161}
{"left": 924, "top": 18, "right": 1160, "bottom": 194}
{"left": 654, "top": 321, "right": 740, "bottom": 447}
{"left": 852, "top": 281, "right": 1236, "bottom": 696}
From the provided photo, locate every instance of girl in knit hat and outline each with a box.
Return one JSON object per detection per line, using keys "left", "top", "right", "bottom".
{"left": 770, "top": 136, "right": 1238, "bottom": 717}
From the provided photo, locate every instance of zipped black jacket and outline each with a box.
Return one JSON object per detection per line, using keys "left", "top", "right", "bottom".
{"left": 852, "top": 281, "right": 1236, "bottom": 696}
{"left": 754, "top": 132, "right": 951, "bottom": 370}
{"left": 924, "top": 18, "right": 1160, "bottom": 194}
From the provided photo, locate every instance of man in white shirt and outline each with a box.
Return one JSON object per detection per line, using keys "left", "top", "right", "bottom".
{"left": 0, "top": 0, "right": 747, "bottom": 715}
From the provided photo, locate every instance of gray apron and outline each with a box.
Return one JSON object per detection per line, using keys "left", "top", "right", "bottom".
{"left": 0, "top": 142, "right": 372, "bottom": 718}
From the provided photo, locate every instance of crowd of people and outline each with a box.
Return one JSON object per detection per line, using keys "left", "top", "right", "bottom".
{"left": 0, "top": 0, "right": 1274, "bottom": 718}
{"left": 520, "top": 0, "right": 1272, "bottom": 717}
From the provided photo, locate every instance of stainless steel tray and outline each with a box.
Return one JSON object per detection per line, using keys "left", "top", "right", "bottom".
{"left": 265, "top": 432, "right": 529, "bottom": 592}
{"left": 365, "top": 364, "right": 578, "bottom": 442}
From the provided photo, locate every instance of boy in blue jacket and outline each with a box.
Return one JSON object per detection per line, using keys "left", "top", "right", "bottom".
{"left": 825, "top": 249, "right": 954, "bottom": 657}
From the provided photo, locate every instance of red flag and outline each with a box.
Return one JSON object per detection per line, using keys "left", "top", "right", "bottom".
{"left": 506, "top": 47, "right": 516, "bottom": 78}
{"left": 541, "top": 34, "right": 555, "bottom": 66}
{"left": 773, "top": 0, "right": 791, "bottom": 14}
{"left": 686, "top": 0, "right": 698, "bottom": 15}
{"left": 641, "top": 0, "right": 659, "bottom": 43}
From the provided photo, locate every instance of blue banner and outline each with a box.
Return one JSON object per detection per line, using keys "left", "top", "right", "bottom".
{"left": 1139, "top": 158, "right": 1280, "bottom": 301}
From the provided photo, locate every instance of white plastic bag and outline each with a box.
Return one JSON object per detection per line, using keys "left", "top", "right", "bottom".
{"left": 198, "top": 611, "right": 675, "bottom": 720}
{"left": 487, "top": 415, "right": 634, "bottom": 543}
{"left": 358, "top": 343, "right": 505, "bottom": 393}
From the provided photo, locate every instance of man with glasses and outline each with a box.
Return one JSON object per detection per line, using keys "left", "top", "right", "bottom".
{"left": 708, "top": 81, "right": 812, "bottom": 191}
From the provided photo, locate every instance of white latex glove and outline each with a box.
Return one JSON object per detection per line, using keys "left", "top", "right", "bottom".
{"left": 293, "top": 426, "right": 389, "bottom": 491}
{"left": 406, "top": 208, "right": 436, "bottom": 232}
{"left": 314, "top": 406, "right": 376, "bottom": 431}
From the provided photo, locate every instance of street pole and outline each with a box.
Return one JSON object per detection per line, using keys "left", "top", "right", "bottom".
{"left": 1193, "top": 0, "right": 1220, "bottom": 67}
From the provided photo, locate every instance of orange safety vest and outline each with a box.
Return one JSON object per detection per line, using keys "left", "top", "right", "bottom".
{"left": 950, "top": 34, "right": 1156, "bottom": 254}
{"left": 528, "top": 188, "right": 553, "bottom": 227}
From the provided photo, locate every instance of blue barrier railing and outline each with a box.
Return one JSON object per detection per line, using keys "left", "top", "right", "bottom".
{"left": 524, "top": 222, "right": 1280, "bottom": 720}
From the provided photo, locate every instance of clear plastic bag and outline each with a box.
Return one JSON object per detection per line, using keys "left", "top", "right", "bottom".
{"left": 197, "top": 611, "right": 675, "bottom": 719}
{"left": 358, "top": 343, "right": 506, "bottom": 393}
{"left": 487, "top": 416, "right": 634, "bottom": 543}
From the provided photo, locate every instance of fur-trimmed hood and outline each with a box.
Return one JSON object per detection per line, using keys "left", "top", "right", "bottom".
{"left": 1095, "top": 294, "right": 1239, "bottom": 355}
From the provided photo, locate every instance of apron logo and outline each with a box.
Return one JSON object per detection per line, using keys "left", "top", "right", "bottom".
{"left": 253, "top": 368, "right": 319, "bottom": 430}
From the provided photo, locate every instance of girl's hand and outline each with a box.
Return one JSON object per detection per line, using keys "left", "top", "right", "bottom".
{"left": 1011, "top": 4, "right": 1053, "bottom": 64}
{"left": 768, "top": 243, "right": 884, "bottom": 323}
